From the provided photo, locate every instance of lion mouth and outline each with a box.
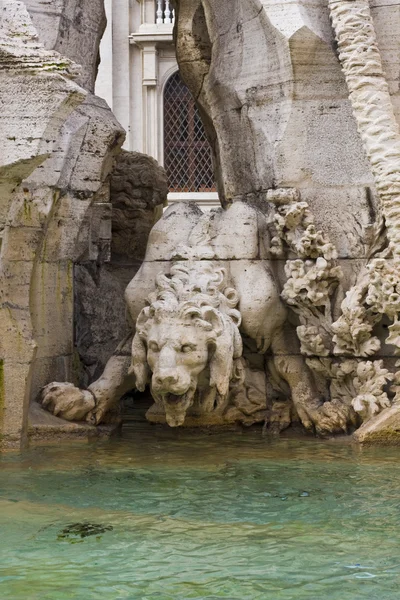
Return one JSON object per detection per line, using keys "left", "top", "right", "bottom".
{"left": 156, "top": 386, "right": 197, "bottom": 427}
{"left": 164, "top": 392, "right": 187, "bottom": 405}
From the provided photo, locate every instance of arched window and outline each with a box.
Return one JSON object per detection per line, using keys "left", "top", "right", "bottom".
{"left": 163, "top": 71, "right": 216, "bottom": 193}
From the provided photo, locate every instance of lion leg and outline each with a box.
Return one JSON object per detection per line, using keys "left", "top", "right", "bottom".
{"left": 41, "top": 334, "right": 135, "bottom": 424}
{"left": 230, "top": 260, "right": 287, "bottom": 353}
{"left": 87, "top": 334, "right": 136, "bottom": 424}
{"left": 270, "top": 328, "right": 341, "bottom": 435}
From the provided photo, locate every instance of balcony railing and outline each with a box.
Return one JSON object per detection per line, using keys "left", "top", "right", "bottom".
{"left": 156, "top": 0, "right": 175, "bottom": 24}
{"left": 130, "top": 0, "right": 174, "bottom": 45}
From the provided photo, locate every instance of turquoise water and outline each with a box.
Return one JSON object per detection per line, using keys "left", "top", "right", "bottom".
{"left": 1, "top": 425, "right": 400, "bottom": 599}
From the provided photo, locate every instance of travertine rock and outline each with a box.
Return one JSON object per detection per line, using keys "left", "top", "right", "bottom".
{"left": 28, "top": 94, "right": 124, "bottom": 400}
{"left": 0, "top": 0, "right": 84, "bottom": 448}
{"left": 8, "top": 0, "right": 400, "bottom": 444}
{"left": 74, "top": 150, "right": 168, "bottom": 381}
{"left": 173, "top": 0, "right": 375, "bottom": 259}
{"left": 353, "top": 404, "right": 400, "bottom": 444}
{"left": 110, "top": 151, "right": 168, "bottom": 262}
{"left": 0, "top": 0, "right": 124, "bottom": 448}
{"left": 41, "top": 201, "right": 353, "bottom": 434}
{"left": 24, "top": 0, "right": 106, "bottom": 91}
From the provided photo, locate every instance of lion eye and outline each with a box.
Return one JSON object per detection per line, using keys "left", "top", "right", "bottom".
{"left": 148, "top": 342, "right": 159, "bottom": 352}
{"left": 181, "top": 344, "right": 195, "bottom": 353}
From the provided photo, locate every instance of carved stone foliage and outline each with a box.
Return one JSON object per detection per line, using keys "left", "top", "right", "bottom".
{"left": 267, "top": 189, "right": 398, "bottom": 428}
{"left": 331, "top": 258, "right": 400, "bottom": 358}
{"left": 268, "top": 189, "right": 342, "bottom": 358}
{"left": 328, "top": 0, "right": 400, "bottom": 256}
{"left": 329, "top": 256, "right": 400, "bottom": 418}
{"left": 324, "top": 0, "right": 400, "bottom": 439}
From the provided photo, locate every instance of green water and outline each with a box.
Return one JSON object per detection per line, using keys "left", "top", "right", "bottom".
{"left": 1, "top": 425, "right": 400, "bottom": 599}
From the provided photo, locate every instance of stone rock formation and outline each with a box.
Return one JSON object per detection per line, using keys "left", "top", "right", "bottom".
{"left": 23, "top": 0, "right": 107, "bottom": 92}
{"left": 6, "top": 0, "right": 400, "bottom": 444}
{"left": 170, "top": 0, "right": 400, "bottom": 441}
{"left": 74, "top": 150, "right": 168, "bottom": 383}
{"left": 39, "top": 198, "right": 354, "bottom": 434}
{"left": 0, "top": 0, "right": 124, "bottom": 448}
{"left": 41, "top": 201, "right": 323, "bottom": 431}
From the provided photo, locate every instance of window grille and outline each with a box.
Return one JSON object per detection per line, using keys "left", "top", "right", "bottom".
{"left": 163, "top": 71, "right": 216, "bottom": 193}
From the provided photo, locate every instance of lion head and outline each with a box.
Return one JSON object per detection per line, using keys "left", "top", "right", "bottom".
{"left": 130, "top": 262, "right": 243, "bottom": 426}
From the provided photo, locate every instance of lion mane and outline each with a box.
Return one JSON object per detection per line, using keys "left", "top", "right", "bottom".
{"left": 131, "top": 261, "right": 244, "bottom": 407}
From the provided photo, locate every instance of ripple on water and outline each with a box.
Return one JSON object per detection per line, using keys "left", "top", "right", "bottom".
{"left": 0, "top": 426, "right": 400, "bottom": 599}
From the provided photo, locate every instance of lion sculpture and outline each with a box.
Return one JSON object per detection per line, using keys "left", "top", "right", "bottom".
{"left": 40, "top": 201, "right": 345, "bottom": 434}
{"left": 131, "top": 261, "right": 244, "bottom": 426}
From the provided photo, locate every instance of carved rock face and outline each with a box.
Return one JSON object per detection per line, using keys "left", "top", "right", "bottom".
{"left": 146, "top": 321, "right": 211, "bottom": 426}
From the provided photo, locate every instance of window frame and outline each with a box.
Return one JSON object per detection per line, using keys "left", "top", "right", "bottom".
{"left": 162, "top": 70, "right": 216, "bottom": 195}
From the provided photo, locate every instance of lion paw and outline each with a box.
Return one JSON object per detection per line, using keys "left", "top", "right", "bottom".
{"left": 301, "top": 400, "right": 357, "bottom": 436}
{"left": 319, "top": 400, "right": 358, "bottom": 433}
{"left": 40, "top": 382, "right": 95, "bottom": 422}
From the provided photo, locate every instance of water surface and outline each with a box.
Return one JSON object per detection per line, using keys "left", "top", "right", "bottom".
{"left": 1, "top": 425, "right": 400, "bottom": 599}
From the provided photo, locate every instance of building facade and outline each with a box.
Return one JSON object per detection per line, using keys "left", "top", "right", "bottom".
{"left": 95, "top": 0, "right": 219, "bottom": 208}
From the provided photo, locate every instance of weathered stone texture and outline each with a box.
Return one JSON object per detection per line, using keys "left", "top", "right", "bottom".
{"left": 7, "top": 0, "right": 400, "bottom": 444}
{"left": 0, "top": 0, "right": 124, "bottom": 448}
{"left": 24, "top": 0, "right": 106, "bottom": 91}
{"left": 110, "top": 151, "right": 168, "bottom": 263}
{"left": 174, "top": 0, "right": 376, "bottom": 258}
{"left": 39, "top": 0, "right": 400, "bottom": 439}
{"left": 74, "top": 151, "right": 168, "bottom": 382}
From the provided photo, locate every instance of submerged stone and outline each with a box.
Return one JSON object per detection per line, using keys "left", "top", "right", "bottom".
{"left": 57, "top": 522, "right": 113, "bottom": 541}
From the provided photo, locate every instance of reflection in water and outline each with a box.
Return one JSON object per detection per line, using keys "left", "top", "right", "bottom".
{"left": 0, "top": 425, "right": 399, "bottom": 599}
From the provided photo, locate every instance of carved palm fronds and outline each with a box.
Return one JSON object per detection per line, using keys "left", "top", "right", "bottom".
{"left": 329, "top": 0, "right": 400, "bottom": 254}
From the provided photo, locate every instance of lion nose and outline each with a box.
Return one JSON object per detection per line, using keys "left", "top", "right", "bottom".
{"left": 155, "top": 372, "right": 179, "bottom": 387}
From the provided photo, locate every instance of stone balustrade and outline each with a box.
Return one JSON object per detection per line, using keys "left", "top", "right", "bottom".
{"left": 155, "top": 0, "right": 174, "bottom": 25}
